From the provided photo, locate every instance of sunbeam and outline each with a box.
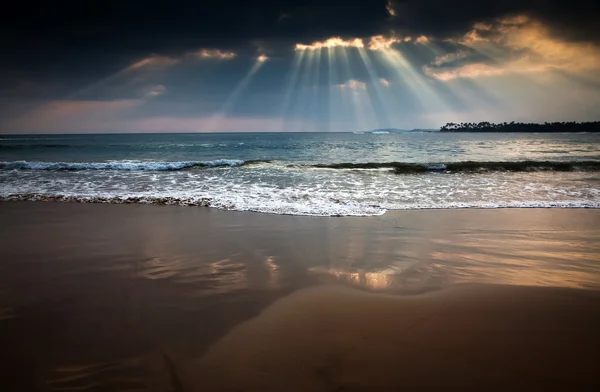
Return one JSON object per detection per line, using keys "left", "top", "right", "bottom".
{"left": 309, "top": 48, "right": 323, "bottom": 131}
{"left": 339, "top": 48, "right": 379, "bottom": 131}
{"left": 327, "top": 46, "right": 336, "bottom": 131}
{"left": 296, "top": 49, "right": 316, "bottom": 131}
{"left": 66, "top": 55, "right": 178, "bottom": 99}
{"left": 356, "top": 47, "right": 395, "bottom": 128}
{"left": 206, "top": 56, "right": 268, "bottom": 132}
{"left": 279, "top": 49, "right": 307, "bottom": 131}
{"left": 374, "top": 45, "right": 450, "bottom": 126}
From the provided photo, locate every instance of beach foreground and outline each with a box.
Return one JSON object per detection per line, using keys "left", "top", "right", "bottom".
{"left": 0, "top": 202, "right": 599, "bottom": 391}
{"left": 185, "top": 284, "right": 600, "bottom": 391}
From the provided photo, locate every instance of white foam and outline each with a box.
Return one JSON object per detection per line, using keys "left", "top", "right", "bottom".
{"left": 1, "top": 167, "right": 599, "bottom": 216}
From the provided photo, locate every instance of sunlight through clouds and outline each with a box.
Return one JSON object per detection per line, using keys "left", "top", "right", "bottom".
{"left": 4, "top": 4, "right": 600, "bottom": 134}
{"left": 368, "top": 35, "right": 411, "bottom": 50}
{"left": 426, "top": 15, "right": 600, "bottom": 80}
{"left": 205, "top": 55, "right": 270, "bottom": 132}
{"left": 128, "top": 55, "right": 179, "bottom": 70}
{"left": 295, "top": 37, "right": 364, "bottom": 51}
{"left": 385, "top": 0, "right": 397, "bottom": 17}
{"left": 187, "top": 49, "right": 237, "bottom": 60}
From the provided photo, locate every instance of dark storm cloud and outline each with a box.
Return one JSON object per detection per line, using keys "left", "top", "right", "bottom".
{"left": 0, "top": 1, "right": 387, "bottom": 58}
{"left": 1, "top": 0, "right": 598, "bottom": 105}
{"left": 387, "top": 0, "right": 600, "bottom": 43}
{"left": 3, "top": 0, "right": 598, "bottom": 61}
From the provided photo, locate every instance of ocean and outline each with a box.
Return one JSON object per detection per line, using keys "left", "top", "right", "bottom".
{"left": 1, "top": 131, "right": 600, "bottom": 216}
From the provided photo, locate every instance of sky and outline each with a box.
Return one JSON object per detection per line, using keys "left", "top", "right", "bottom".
{"left": 1, "top": 0, "right": 600, "bottom": 133}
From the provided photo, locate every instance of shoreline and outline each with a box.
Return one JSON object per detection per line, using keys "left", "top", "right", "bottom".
{"left": 1, "top": 198, "right": 600, "bottom": 217}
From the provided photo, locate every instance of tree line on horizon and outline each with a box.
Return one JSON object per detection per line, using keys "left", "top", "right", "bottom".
{"left": 440, "top": 121, "right": 600, "bottom": 132}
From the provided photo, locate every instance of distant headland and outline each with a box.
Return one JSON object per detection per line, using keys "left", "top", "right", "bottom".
{"left": 440, "top": 121, "right": 600, "bottom": 133}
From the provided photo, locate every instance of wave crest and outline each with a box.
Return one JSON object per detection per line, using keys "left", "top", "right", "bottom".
{"left": 1, "top": 159, "right": 599, "bottom": 173}
{"left": 0, "top": 159, "right": 270, "bottom": 171}
{"left": 311, "top": 160, "right": 600, "bottom": 173}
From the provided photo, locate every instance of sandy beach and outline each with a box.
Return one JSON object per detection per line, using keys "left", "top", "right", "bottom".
{"left": 1, "top": 202, "right": 599, "bottom": 391}
{"left": 185, "top": 284, "right": 600, "bottom": 391}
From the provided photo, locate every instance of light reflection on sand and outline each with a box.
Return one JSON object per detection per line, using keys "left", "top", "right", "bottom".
{"left": 1, "top": 204, "right": 600, "bottom": 392}
{"left": 132, "top": 208, "right": 600, "bottom": 293}
{"left": 311, "top": 267, "right": 398, "bottom": 290}
{"left": 264, "top": 256, "right": 281, "bottom": 289}
{"left": 310, "top": 213, "right": 600, "bottom": 291}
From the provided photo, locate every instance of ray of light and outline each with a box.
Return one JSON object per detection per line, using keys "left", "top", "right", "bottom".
{"left": 327, "top": 47, "right": 352, "bottom": 132}
{"left": 336, "top": 48, "right": 360, "bottom": 129}
{"left": 339, "top": 48, "right": 379, "bottom": 131}
{"left": 205, "top": 57, "right": 268, "bottom": 132}
{"left": 327, "top": 46, "right": 336, "bottom": 132}
{"left": 419, "top": 42, "right": 532, "bottom": 123}
{"left": 66, "top": 56, "right": 178, "bottom": 99}
{"left": 412, "top": 41, "right": 498, "bottom": 118}
{"left": 309, "top": 48, "right": 323, "bottom": 131}
{"left": 293, "top": 49, "right": 317, "bottom": 131}
{"left": 279, "top": 50, "right": 307, "bottom": 131}
{"left": 376, "top": 47, "right": 450, "bottom": 126}
{"left": 460, "top": 41, "right": 544, "bottom": 92}
{"left": 356, "top": 47, "right": 396, "bottom": 128}
{"left": 417, "top": 39, "right": 537, "bottom": 122}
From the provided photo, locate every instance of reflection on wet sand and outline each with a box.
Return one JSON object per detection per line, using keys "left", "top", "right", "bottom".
{"left": 313, "top": 227, "right": 600, "bottom": 291}
{"left": 311, "top": 267, "right": 398, "bottom": 290}
{"left": 0, "top": 203, "right": 599, "bottom": 391}
{"left": 426, "top": 234, "right": 600, "bottom": 289}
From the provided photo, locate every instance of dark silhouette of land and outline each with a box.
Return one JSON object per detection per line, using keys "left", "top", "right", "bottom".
{"left": 440, "top": 121, "right": 600, "bottom": 132}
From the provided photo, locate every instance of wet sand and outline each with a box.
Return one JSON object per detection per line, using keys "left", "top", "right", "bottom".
{"left": 1, "top": 202, "right": 599, "bottom": 391}
{"left": 185, "top": 284, "right": 600, "bottom": 391}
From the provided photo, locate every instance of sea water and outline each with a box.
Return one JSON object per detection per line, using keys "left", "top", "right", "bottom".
{"left": 1, "top": 132, "right": 600, "bottom": 216}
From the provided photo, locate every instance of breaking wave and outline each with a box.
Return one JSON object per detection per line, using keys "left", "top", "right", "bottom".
{"left": 1, "top": 193, "right": 598, "bottom": 217}
{"left": 310, "top": 160, "right": 600, "bottom": 173}
{"left": 0, "top": 159, "right": 270, "bottom": 171}
{"left": 1, "top": 159, "right": 600, "bottom": 174}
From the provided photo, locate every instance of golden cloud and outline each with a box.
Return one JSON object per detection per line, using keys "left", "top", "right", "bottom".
{"left": 295, "top": 37, "right": 364, "bottom": 51}
{"left": 424, "top": 63, "right": 510, "bottom": 81}
{"left": 433, "top": 51, "right": 469, "bottom": 66}
{"left": 188, "top": 49, "right": 237, "bottom": 60}
{"left": 256, "top": 54, "right": 269, "bottom": 63}
{"left": 428, "top": 15, "right": 600, "bottom": 80}
{"left": 386, "top": 0, "right": 397, "bottom": 17}
{"left": 414, "top": 35, "right": 430, "bottom": 45}
{"left": 368, "top": 35, "right": 410, "bottom": 50}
